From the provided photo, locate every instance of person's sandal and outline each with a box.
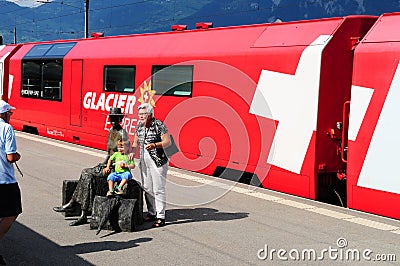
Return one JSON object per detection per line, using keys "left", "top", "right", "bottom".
{"left": 152, "top": 218, "right": 165, "bottom": 228}
{"left": 143, "top": 214, "right": 156, "bottom": 222}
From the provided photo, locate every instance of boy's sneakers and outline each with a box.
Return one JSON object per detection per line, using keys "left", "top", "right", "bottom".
{"left": 115, "top": 186, "right": 125, "bottom": 195}
{"left": 106, "top": 190, "right": 115, "bottom": 197}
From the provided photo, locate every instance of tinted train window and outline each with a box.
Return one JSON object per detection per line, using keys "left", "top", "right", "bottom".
{"left": 152, "top": 65, "right": 193, "bottom": 96}
{"left": 24, "top": 43, "right": 76, "bottom": 58}
{"left": 20, "top": 42, "right": 76, "bottom": 101}
{"left": 104, "top": 66, "right": 135, "bottom": 92}
{"left": 21, "top": 60, "right": 62, "bottom": 101}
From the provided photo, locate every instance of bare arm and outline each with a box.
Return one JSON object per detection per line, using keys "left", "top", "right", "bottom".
{"left": 103, "top": 158, "right": 113, "bottom": 174}
{"left": 146, "top": 133, "right": 171, "bottom": 150}
{"left": 127, "top": 135, "right": 139, "bottom": 160}
{"left": 160, "top": 133, "right": 172, "bottom": 148}
{"left": 127, "top": 162, "right": 135, "bottom": 170}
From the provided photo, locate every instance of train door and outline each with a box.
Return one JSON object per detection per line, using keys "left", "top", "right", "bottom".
{"left": 70, "top": 59, "right": 83, "bottom": 126}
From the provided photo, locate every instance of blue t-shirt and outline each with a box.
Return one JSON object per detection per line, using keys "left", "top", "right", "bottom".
{"left": 0, "top": 118, "right": 17, "bottom": 184}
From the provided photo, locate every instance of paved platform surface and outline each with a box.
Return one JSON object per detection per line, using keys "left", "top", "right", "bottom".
{"left": 1, "top": 132, "right": 399, "bottom": 265}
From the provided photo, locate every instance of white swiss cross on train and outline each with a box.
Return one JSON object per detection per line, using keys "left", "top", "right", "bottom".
{"left": 251, "top": 35, "right": 332, "bottom": 175}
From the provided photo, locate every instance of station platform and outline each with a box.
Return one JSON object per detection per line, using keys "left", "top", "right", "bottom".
{"left": 1, "top": 132, "right": 399, "bottom": 265}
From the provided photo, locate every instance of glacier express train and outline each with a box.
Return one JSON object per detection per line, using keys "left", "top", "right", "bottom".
{"left": 1, "top": 12, "right": 400, "bottom": 220}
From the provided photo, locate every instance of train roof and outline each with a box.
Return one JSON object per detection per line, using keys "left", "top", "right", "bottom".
{"left": 9, "top": 15, "right": 378, "bottom": 61}
{"left": 361, "top": 12, "right": 400, "bottom": 43}
{"left": 0, "top": 44, "right": 19, "bottom": 58}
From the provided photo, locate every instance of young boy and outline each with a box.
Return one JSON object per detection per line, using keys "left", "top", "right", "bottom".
{"left": 103, "top": 139, "right": 135, "bottom": 197}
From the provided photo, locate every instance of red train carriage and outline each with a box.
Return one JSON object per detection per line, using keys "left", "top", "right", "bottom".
{"left": 348, "top": 12, "right": 400, "bottom": 219}
{"left": 3, "top": 14, "right": 400, "bottom": 219}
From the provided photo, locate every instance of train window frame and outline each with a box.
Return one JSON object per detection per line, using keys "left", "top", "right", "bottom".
{"left": 151, "top": 65, "right": 193, "bottom": 97}
{"left": 103, "top": 66, "right": 136, "bottom": 93}
{"left": 21, "top": 59, "right": 63, "bottom": 101}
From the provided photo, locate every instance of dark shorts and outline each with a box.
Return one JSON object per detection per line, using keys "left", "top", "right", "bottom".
{"left": 0, "top": 183, "right": 22, "bottom": 218}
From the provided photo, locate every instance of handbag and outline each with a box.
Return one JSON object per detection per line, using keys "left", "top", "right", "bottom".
{"left": 154, "top": 120, "right": 179, "bottom": 159}
{"left": 164, "top": 134, "right": 179, "bottom": 158}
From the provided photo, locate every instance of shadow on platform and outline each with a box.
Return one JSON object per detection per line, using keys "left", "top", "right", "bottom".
{"left": 0, "top": 222, "right": 152, "bottom": 265}
{"left": 65, "top": 207, "right": 250, "bottom": 233}
{"left": 166, "top": 207, "right": 249, "bottom": 225}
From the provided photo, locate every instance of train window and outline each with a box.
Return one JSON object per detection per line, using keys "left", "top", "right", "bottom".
{"left": 46, "top": 43, "right": 76, "bottom": 57}
{"left": 21, "top": 43, "right": 74, "bottom": 101}
{"left": 104, "top": 66, "right": 135, "bottom": 93}
{"left": 24, "top": 44, "right": 53, "bottom": 58}
{"left": 21, "top": 62, "right": 41, "bottom": 98}
{"left": 152, "top": 65, "right": 193, "bottom": 96}
{"left": 24, "top": 43, "right": 76, "bottom": 59}
{"left": 42, "top": 61, "right": 62, "bottom": 100}
{"left": 21, "top": 60, "right": 62, "bottom": 101}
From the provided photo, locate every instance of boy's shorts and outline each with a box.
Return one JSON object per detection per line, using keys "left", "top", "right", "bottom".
{"left": 107, "top": 172, "right": 132, "bottom": 182}
{"left": 0, "top": 182, "right": 22, "bottom": 218}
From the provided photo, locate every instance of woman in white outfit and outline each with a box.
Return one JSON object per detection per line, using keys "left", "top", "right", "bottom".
{"left": 130, "top": 103, "right": 171, "bottom": 227}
